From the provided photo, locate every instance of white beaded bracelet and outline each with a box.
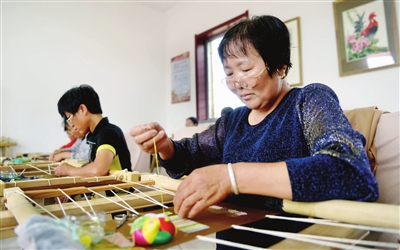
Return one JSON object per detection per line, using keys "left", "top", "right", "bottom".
{"left": 227, "top": 163, "right": 239, "bottom": 195}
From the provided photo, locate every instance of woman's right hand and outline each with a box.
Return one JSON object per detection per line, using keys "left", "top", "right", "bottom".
{"left": 130, "top": 122, "right": 175, "bottom": 160}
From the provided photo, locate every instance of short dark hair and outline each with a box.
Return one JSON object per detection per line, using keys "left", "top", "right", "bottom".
{"left": 57, "top": 84, "right": 103, "bottom": 119}
{"left": 218, "top": 15, "right": 292, "bottom": 78}
{"left": 187, "top": 117, "right": 198, "bottom": 125}
{"left": 221, "top": 107, "right": 233, "bottom": 117}
{"left": 63, "top": 120, "right": 68, "bottom": 131}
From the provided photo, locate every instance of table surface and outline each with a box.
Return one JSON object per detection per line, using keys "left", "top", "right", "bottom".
{"left": 94, "top": 203, "right": 368, "bottom": 249}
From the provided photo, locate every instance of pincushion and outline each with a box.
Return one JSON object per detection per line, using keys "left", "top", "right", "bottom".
{"left": 130, "top": 213, "right": 177, "bottom": 246}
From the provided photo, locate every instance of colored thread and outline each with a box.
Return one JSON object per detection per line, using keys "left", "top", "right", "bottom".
{"left": 153, "top": 138, "right": 165, "bottom": 213}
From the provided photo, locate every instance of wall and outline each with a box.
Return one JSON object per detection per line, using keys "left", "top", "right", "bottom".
{"left": 1, "top": 2, "right": 167, "bottom": 156}
{"left": 164, "top": 1, "right": 400, "bottom": 135}
{"left": 1, "top": 1, "right": 399, "bottom": 157}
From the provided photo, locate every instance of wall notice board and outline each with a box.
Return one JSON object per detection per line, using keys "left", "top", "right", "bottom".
{"left": 171, "top": 52, "right": 190, "bottom": 104}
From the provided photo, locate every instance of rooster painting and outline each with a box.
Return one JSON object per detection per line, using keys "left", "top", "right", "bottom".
{"left": 343, "top": 1, "right": 390, "bottom": 62}
{"left": 360, "top": 12, "right": 378, "bottom": 39}
{"left": 345, "top": 9, "right": 385, "bottom": 61}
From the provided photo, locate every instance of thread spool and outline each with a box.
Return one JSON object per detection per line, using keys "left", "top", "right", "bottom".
{"left": 1, "top": 157, "right": 11, "bottom": 164}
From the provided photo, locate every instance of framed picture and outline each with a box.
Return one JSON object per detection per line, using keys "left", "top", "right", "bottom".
{"left": 171, "top": 52, "right": 191, "bottom": 104}
{"left": 333, "top": 0, "right": 399, "bottom": 77}
{"left": 284, "top": 17, "right": 303, "bottom": 86}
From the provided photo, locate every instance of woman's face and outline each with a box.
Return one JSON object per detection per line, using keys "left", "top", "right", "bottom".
{"left": 222, "top": 46, "right": 287, "bottom": 112}
{"left": 185, "top": 119, "right": 196, "bottom": 127}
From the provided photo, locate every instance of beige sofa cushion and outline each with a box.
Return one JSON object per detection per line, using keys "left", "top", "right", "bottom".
{"left": 375, "top": 112, "right": 400, "bottom": 205}
{"left": 124, "top": 132, "right": 150, "bottom": 172}
{"left": 374, "top": 112, "right": 400, "bottom": 242}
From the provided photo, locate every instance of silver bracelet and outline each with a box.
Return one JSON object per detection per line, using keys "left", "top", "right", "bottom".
{"left": 227, "top": 163, "right": 239, "bottom": 195}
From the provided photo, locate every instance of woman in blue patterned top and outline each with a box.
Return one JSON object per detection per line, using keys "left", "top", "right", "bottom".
{"left": 131, "top": 15, "right": 378, "bottom": 249}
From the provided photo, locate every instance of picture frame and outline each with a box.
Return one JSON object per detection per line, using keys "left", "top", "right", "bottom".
{"left": 284, "top": 17, "right": 303, "bottom": 86}
{"left": 333, "top": 0, "right": 399, "bottom": 77}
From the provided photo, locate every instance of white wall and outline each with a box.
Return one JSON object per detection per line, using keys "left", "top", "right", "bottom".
{"left": 1, "top": 2, "right": 167, "bottom": 156}
{"left": 1, "top": 1, "right": 399, "bottom": 157}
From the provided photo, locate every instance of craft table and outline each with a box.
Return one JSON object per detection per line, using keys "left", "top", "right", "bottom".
{"left": 95, "top": 203, "right": 369, "bottom": 250}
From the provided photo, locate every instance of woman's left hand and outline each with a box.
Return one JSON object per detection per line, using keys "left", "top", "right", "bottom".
{"left": 173, "top": 164, "right": 232, "bottom": 218}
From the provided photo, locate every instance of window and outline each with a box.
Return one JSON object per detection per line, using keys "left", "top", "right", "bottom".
{"left": 207, "top": 36, "right": 244, "bottom": 118}
{"left": 195, "top": 11, "right": 248, "bottom": 121}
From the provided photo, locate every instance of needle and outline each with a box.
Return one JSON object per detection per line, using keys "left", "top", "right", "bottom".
{"left": 116, "top": 214, "right": 127, "bottom": 229}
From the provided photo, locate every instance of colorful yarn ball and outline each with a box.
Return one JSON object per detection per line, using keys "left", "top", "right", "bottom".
{"left": 130, "top": 213, "right": 177, "bottom": 246}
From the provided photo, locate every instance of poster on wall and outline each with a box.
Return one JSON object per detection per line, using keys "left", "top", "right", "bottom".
{"left": 171, "top": 52, "right": 190, "bottom": 104}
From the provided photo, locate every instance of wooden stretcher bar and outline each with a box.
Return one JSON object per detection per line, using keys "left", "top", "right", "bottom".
{"left": 0, "top": 170, "right": 142, "bottom": 196}
{"left": 0, "top": 174, "right": 174, "bottom": 240}
{"left": 3, "top": 173, "right": 399, "bottom": 249}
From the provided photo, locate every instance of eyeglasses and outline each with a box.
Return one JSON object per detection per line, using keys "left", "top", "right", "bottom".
{"left": 66, "top": 114, "right": 73, "bottom": 126}
{"left": 221, "top": 66, "right": 269, "bottom": 89}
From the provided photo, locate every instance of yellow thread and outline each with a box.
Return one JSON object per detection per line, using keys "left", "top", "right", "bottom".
{"left": 153, "top": 137, "right": 165, "bottom": 213}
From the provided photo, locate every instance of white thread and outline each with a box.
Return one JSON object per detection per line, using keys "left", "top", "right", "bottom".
{"left": 56, "top": 197, "right": 67, "bottom": 216}
{"left": 124, "top": 181, "right": 176, "bottom": 196}
{"left": 151, "top": 185, "right": 176, "bottom": 196}
{"left": 266, "top": 215, "right": 399, "bottom": 234}
{"left": 87, "top": 188, "right": 137, "bottom": 214}
{"left": 19, "top": 169, "right": 26, "bottom": 176}
{"left": 8, "top": 165, "right": 16, "bottom": 175}
{"left": 83, "top": 193, "right": 96, "bottom": 216}
{"left": 68, "top": 176, "right": 77, "bottom": 184}
{"left": 26, "top": 164, "right": 50, "bottom": 175}
{"left": 15, "top": 191, "right": 58, "bottom": 220}
{"left": 227, "top": 163, "right": 239, "bottom": 195}
{"left": 109, "top": 184, "right": 168, "bottom": 209}
{"left": 57, "top": 188, "right": 91, "bottom": 217}
{"left": 232, "top": 225, "right": 399, "bottom": 249}
{"left": 109, "top": 190, "right": 139, "bottom": 215}
{"left": 47, "top": 179, "right": 51, "bottom": 186}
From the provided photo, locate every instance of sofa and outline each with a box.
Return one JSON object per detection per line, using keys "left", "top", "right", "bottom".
{"left": 124, "top": 132, "right": 151, "bottom": 173}
{"left": 368, "top": 111, "right": 399, "bottom": 242}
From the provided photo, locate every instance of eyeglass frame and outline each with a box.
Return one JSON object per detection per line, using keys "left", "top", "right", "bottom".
{"left": 66, "top": 114, "right": 74, "bottom": 126}
{"left": 221, "top": 66, "right": 269, "bottom": 89}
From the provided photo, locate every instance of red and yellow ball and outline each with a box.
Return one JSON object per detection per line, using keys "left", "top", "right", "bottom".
{"left": 130, "top": 213, "right": 177, "bottom": 246}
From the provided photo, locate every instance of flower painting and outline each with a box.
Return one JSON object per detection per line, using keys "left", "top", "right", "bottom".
{"left": 341, "top": 1, "right": 389, "bottom": 62}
